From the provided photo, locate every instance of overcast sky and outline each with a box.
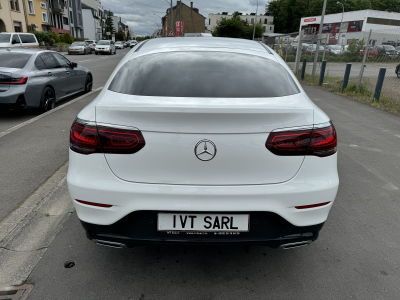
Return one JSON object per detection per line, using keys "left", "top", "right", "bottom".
{"left": 102, "top": 0, "right": 270, "bottom": 36}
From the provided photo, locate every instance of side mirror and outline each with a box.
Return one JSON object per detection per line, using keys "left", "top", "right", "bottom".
{"left": 70, "top": 62, "right": 78, "bottom": 68}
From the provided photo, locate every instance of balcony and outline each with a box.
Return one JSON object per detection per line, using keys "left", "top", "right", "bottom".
{"left": 51, "top": 0, "right": 65, "bottom": 13}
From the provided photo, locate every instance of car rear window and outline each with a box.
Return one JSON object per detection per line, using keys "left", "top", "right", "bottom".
{"left": 0, "top": 34, "right": 11, "bottom": 43}
{"left": 108, "top": 52, "right": 300, "bottom": 98}
{"left": 0, "top": 52, "right": 32, "bottom": 68}
{"left": 19, "top": 34, "right": 36, "bottom": 43}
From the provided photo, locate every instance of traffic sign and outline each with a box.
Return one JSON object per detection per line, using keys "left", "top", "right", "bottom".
{"left": 167, "top": 29, "right": 175, "bottom": 37}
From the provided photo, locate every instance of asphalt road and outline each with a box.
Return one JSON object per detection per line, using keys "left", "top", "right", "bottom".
{"left": 0, "top": 48, "right": 131, "bottom": 222}
{"left": 0, "top": 48, "right": 131, "bottom": 134}
{"left": 22, "top": 84, "right": 400, "bottom": 299}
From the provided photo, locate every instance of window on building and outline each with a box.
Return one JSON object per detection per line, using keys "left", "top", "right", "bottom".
{"left": 70, "top": 11, "right": 73, "bottom": 23}
{"left": 40, "top": 2, "right": 46, "bottom": 9}
{"left": 78, "top": 13, "right": 82, "bottom": 25}
{"left": 63, "top": 17, "right": 68, "bottom": 25}
{"left": 13, "top": 21, "right": 22, "bottom": 32}
{"left": 339, "top": 22, "right": 348, "bottom": 32}
{"left": 270, "top": 26, "right": 272, "bottom": 30}
{"left": 251, "top": 18, "right": 254, "bottom": 24}
{"left": 28, "top": 0, "right": 34, "bottom": 14}
{"left": 10, "top": 0, "right": 15, "bottom": 10}
{"left": 14, "top": 0, "right": 19, "bottom": 11}
{"left": 42, "top": 12, "right": 48, "bottom": 23}
{"left": 322, "top": 23, "right": 334, "bottom": 33}
{"left": 348, "top": 21, "right": 363, "bottom": 32}
{"left": 333, "top": 22, "right": 341, "bottom": 33}
{"left": 209, "top": 19, "right": 210, "bottom": 25}
{"left": 264, "top": 19, "right": 268, "bottom": 24}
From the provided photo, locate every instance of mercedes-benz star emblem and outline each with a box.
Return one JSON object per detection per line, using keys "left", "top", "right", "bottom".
{"left": 194, "top": 140, "right": 217, "bottom": 161}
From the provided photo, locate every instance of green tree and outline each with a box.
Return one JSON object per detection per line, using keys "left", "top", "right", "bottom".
{"left": 51, "top": 31, "right": 61, "bottom": 44}
{"left": 116, "top": 30, "right": 125, "bottom": 41}
{"left": 60, "top": 33, "right": 73, "bottom": 44}
{"left": 344, "top": 38, "right": 364, "bottom": 61}
{"left": 212, "top": 14, "right": 263, "bottom": 39}
{"left": 104, "top": 15, "right": 115, "bottom": 39}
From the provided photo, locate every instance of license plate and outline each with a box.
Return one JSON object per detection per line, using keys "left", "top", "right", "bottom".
{"left": 158, "top": 213, "right": 249, "bottom": 232}
{"left": 100, "top": 50, "right": 104, "bottom": 52}
{"left": 72, "top": 50, "right": 77, "bottom": 52}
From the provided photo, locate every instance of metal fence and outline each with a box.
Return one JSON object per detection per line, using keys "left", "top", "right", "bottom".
{"left": 270, "top": 29, "right": 400, "bottom": 102}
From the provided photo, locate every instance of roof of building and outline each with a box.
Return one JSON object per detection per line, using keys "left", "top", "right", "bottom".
{"left": 164, "top": 1, "right": 206, "bottom": 19}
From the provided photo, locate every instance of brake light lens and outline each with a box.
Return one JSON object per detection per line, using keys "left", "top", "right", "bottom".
{"left": 70, "top": 119, "right": 146, "bottom": 155}
{"left": 0, "top": 76, "right": 28, "bottom": 84}
{"left": 266, "top": 124, "right": 337, "bottom": 157}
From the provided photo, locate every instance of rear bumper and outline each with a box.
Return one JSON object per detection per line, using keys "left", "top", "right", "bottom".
{"left": 68, "top": 150, "right": 339, "bottom": 230}
{"left": 82, "top": 211, "right": 324, "bottom": 248}
{"left": 0, "top": 87, "right": 26, "bottom": 106}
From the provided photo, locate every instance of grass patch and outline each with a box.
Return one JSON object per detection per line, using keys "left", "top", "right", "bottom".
{"left": 296, "top": 73, "right": 400, "bottom": 116}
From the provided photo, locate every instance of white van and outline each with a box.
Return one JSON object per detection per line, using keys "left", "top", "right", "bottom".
{"left": 184, "top": 33, "right": 213, "bottom": 37}
{"left": 0, "top": 33, "right": 39, "bottom": 48}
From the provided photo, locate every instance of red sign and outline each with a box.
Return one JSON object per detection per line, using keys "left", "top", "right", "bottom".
{"left": 304, "top": 18, "right": 317, "bottom": 23}
{"left": 176, "top": 21, "right": 184, "bottom": 33}
{"left": 167, "top": 28, "right": 175, "bottom": 37}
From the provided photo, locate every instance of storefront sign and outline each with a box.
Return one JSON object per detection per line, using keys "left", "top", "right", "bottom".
{"left": 304, "top": 18, "right": 317, "bottom": 22}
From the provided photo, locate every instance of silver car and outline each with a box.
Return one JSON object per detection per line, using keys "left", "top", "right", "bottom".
{"left": 68, "top": 41, "right": 92, "bottom": 55}
{"left": 95, "top": 40, "right": 116, "bottom": 55}
{"left": 0, "top": 48, "right": 92, "bottom": 112}
{"left": 115, "top": 41, "right": 124, "bottom": 49}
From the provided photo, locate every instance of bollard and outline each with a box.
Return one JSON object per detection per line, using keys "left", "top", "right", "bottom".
{"left": 301, "top": 59, "right": 307, "bottom": 80}
{"left": 373, "top": 68, "right": 386, "bottom": 102}
{"left": 342, "top": 63, "right": 352, "bottom": 92}
{"left": 319, "top": 60, "right": 327, "bottom": 86}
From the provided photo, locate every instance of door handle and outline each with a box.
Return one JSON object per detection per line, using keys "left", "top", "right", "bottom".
{"left": 47, "top": 72, "right": 52, "bottom": 76}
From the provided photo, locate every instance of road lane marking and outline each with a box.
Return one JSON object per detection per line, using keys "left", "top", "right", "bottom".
{"left": 0, "top": 87, "right": 103, "bottom": 139}
{"left": 348, "top": 144, "right": 383, "bottom": 153}
{"left": 77, "top": 59, "right": 92, "bottom": 62}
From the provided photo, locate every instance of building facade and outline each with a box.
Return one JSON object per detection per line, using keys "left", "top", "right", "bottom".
{"left": 69, "top": 0, "right": 83, "bottom": 37}
{"left": 300, "top": 10, "right": 400, "bottom": 46}
{"left": 0, "top": 0, "right": 28, "bottom": 32}
{"left": 207, "top": 12, "right": 274, "bottom": 33}
{"left": 162, "top": 1, "right": 205, "bottom": 37}
{"left": 25, "top": 0, "right": 51, "bottom": 32}
{"left": 47, "top": 0, "right": 70, "bottom": 34}
{"left": 81, "top": 0, "right": 102, "bottom": 40}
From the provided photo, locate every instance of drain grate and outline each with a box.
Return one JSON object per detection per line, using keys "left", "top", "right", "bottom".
{"left": 0, "top": 285, "right": 32, "bottom": 300}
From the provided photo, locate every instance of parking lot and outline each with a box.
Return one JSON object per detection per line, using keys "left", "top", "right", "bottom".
{"left": 1, "top": 46, "right": 400, "bottom": 299}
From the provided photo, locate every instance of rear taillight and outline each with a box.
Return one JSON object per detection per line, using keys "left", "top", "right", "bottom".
{"left": 0, "top": 76, "right": 28, "bottom": 85}
{"left": 266, "top": 123, "right": 337, "bottom": 157}
{"left": 70, "top": 119, "right": 145, "bottom": 155}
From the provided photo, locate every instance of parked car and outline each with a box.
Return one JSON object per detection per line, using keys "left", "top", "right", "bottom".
{"left": 374, "top": 45, "right": 397, "bottom": 58}
{"left": 130, "top": 40, "right": 138, "bottom": 48}
{"left": 85, "top": 40, "right": 97, "bottom": 52}
{"left": 68, "top": 37, "right": 338, "bottom": 250}
{"left": 396, "top": 63, "right": 400, "bottom": 79}
{"left": 0, "top": 48, "right": 92, "bottom": 111}
{"left": 115, "top": 41, "right": 124, "bottom": 49}
{"left": 0, "top": 33, "right": 39, "bottom": 49}
{"left": 126, "top": 40, "right": 132, "bottom": 47}
{"left": 95, "top": 40, "right": 116, "bottom": 55}
{"left": 396, "top": 46, "right": 400, "bottom": 56}
{"left": 305, "top": 45, "right": 327, "bottom": 55}
{"left": 123, "top": 42, "right": 128, "bottom": 48}
{"left": 360, "top": 46, "right": 379, "bottom": 58}
{"left": 326, "top": 45, "right": 343, "bottom": 55}
{"left": 68, "top": 41, "right": 92, "bottom": 55}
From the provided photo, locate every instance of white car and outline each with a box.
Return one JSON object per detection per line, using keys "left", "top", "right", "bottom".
{"left": 95, "top": 40, "right": 116, "bottom": 55}
{"left": 115, "top": 41, "right": 124, "bottom": 49}
{"left": 0, "top": 32, "right": 39, "bottom": 48}
{"left": 68, "top": 38, "right": 339, "bottom": 250}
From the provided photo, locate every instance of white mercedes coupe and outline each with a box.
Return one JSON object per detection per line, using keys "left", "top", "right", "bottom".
{"left": 68, "top": 37, "right": 339, "bottom": 250}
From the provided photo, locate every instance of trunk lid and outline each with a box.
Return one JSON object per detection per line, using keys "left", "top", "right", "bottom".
{"left": 95, "top": 90, "right": 314, "bottom": 185}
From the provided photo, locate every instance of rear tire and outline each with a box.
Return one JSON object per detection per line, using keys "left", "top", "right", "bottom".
{"left": 397, "top": 69, "right": 400, "bottom": 79}
{"left": 83, "top": 49, "right": 86, "bottom": 55}
{"left": 85, "top": 74, "right": 93, "bottom": 93}
{"left": 95, "top": 52, "right": 98, "bottom": 55}
{"left": 39, "top": 87, "right": 56, "bottom": 113}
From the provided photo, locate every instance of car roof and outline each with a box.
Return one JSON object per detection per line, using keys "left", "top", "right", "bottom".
{"left": 0, "top": 48, "right": 58, "bottom": 55}
{"left": 136, "top": 37, "right": 273, "bottom": 57}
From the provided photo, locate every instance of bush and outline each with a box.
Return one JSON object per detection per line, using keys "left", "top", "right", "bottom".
{"left": 34, "top": 31, "right": 56, "bottom": 45}
{"left": 51, "top": 31, "right": 61, "bottom": 44}
{"left": 54, "top": 42, "right": 70, "bottom": 46}
{"left": 60, "top": 33, "right": 73, "bottom": 44}
{"left": 73, "top": 37, "right": 85, "bottom": 42}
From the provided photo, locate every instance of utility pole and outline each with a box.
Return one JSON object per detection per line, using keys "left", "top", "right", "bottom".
{"left": 179, "top": 0, "right": 182, "bottom": 35}
{"left": 252, "top": 0, "right": 259, "bottom": 40}
{"left": 312, "top": 0, "right": 328, "bottom": 77}
{"left": 170, "top": 0, "right": 173, "bottom": 34}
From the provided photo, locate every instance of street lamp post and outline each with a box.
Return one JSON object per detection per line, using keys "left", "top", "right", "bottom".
{"left": 337, "top": 1, "right": 345, "bottom": 45}
{"left": 311, "top": 0, "right": 328, "bottom": 77}
{"left": 154, "top": 14, "right": 164, "bottom": 37}
{"left": 252, "top": 0, "right": 259, "bottom": 40}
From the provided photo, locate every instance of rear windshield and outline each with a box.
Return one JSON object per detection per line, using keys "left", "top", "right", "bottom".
{"left": 71, "top": 42, "right": 85, "bottom": 46}
{"left": 98, "top": 41, "right": 110, "bottom": 45}
{"left": 0, "top": 52, "right": 32, "bottom": 68}
{"left": 0, "top": 34, "right": 11, "bottom": 43}
{"left": 108, "top": 52, "right": 300, "bottom": 98}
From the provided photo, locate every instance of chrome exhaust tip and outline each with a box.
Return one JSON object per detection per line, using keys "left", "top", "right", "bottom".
{"left": 280, "top": 240, "right": 312, "bottom": 250}
{"left": 94, "top": 239, "right": 126, "bottom": 249}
